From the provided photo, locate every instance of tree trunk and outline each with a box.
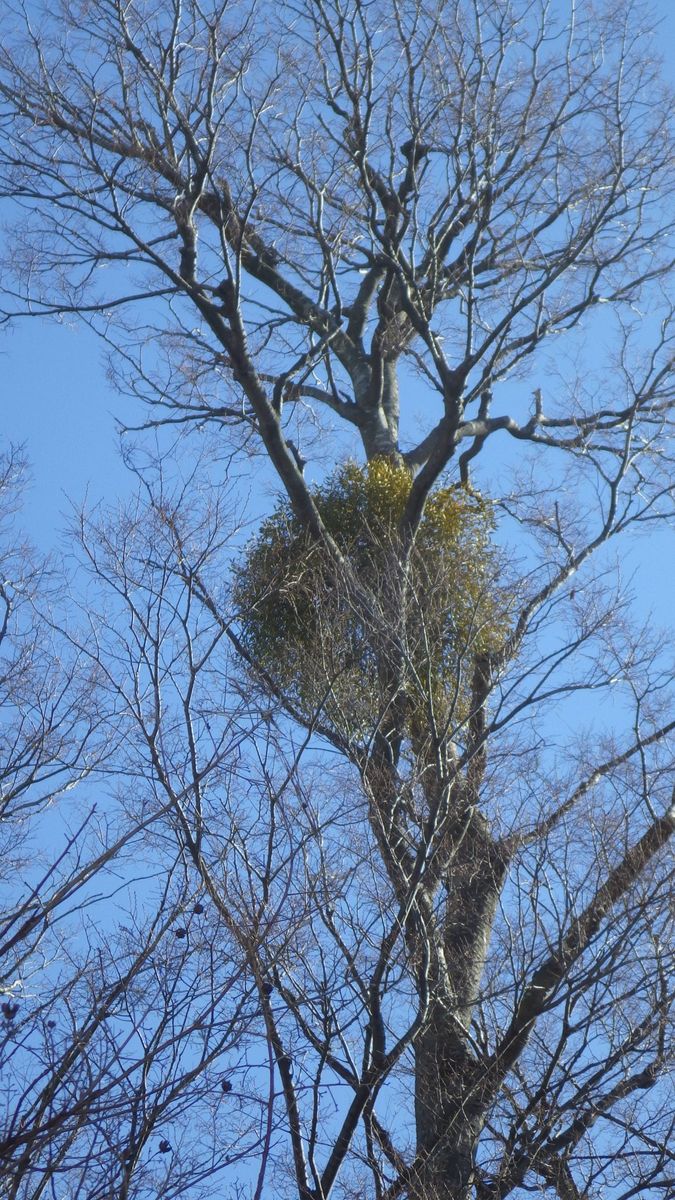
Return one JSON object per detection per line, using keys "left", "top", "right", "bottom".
{"left": 413, "top": 1003, "right": 483, "bottom": 1199}
{"left": 412, "top": 819, "right": 505, "bottom": 1198}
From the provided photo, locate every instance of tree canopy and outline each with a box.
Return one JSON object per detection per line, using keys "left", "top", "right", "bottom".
{"left": 0, "top": 2, "right": 674, "bottom": 1199}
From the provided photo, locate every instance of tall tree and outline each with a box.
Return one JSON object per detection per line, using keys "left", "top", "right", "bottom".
{"left": 0, "top": 2, "right": 674, "bottom": 1198}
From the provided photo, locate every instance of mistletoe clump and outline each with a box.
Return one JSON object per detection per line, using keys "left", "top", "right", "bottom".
{"left": 235, "top": 459, "right": 507, "bottom": 737}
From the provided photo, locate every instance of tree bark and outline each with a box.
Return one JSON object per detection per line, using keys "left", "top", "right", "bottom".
{"left": 412, "top": 811, "right": 505, "bottom": 1198}
{"left": 413, "top": 1002, "right": 483, "bottom": 1199}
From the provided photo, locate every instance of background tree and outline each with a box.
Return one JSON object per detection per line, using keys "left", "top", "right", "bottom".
{"left": 0, "top": 444, "right": 102, "bottom": 1009}
{"left": 0, "top": 1, "right": 674, "bottom": 1198}
{"left": 0, "top": 454, "right": 265, "bottom": 1200}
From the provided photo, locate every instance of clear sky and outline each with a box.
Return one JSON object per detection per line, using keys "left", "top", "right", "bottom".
{"left": 1, "top": 317, "right": 134, "bottom": 544}
{"left": 0, "top": 7, "right": 673, "bottom": 1196}
{"left": 1, "top": 0, "right": 674, "bottom": 608}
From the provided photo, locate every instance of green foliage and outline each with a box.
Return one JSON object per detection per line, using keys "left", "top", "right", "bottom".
{"left": 235, "top": 459, "right": 508, "bottom": 737}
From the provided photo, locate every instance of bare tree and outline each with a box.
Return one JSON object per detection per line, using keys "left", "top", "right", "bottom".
{"left": 0, "top": 445, "right": 101, "bottom": 991}
{"left": 0, "top": 460, "right": 273, "bottom": 1199}
{"left": 0, "top": 2, "right": 674, "bottom": 1199}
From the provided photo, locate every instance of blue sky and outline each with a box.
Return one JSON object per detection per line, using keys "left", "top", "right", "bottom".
{"left": 0, "top": 7, "right": 673, "bottom": 1197}
{"left": 1, "top": 0, "right": 674, "bottom": 602}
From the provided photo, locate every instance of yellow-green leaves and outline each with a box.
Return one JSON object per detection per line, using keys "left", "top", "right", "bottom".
{"left": 235, "top": 460, "right": 507, "bottom": 739}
